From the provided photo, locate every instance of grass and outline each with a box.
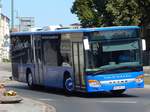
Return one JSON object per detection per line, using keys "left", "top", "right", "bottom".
{"left": 144, "top": 76, "right": 150, "bottom": 85}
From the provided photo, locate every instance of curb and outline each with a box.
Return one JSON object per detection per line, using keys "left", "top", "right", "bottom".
{"left": 144, "top": 85, "right": 150, "bottom": 89}
{"left": 0, "top": 96, "right": 56, "bottom": 112}
{"left": 0, "top": 81, "right": 56, "bottom": 112}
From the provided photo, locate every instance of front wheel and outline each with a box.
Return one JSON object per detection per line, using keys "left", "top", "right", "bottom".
{"left": 64, "top": 76, "right": 74, "bottom": 94}
{"left": 27, "top": 72, "right": 34, "bottom": 89}
{"left": 111, "top": 89, "right": 125, "bottom": 95}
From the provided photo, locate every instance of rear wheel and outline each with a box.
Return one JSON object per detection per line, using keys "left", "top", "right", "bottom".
{"left": 64, "top": 76, "right": 74, "bottom": 94}
{"left": 111, "top": 89, "right": 125, "bottom": 95}
{"left": 27, "top": 72, "right": 34, "bottom": 89}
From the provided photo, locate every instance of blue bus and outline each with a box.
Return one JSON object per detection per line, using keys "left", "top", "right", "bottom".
{"left": 10, "top": 26, "right": 144, "bottom": 94}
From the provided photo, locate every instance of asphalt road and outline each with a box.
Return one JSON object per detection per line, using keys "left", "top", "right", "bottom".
{"left": 1, "top": 63, "right": 150, "bottom": 112}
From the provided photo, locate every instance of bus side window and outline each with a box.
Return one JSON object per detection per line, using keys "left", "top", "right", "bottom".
{"left": 43, "top": 38, "right": 61, "bottom": 66}
{"left": 61, "top": 54, "right": 71, "bottom": 67}
{"left": 60, "top": 35, "right": 72, "bottom": 67}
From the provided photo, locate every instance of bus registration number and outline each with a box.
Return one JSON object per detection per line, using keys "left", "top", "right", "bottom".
{"left": 113, "top": 86, "right": 125, "bottom": 90}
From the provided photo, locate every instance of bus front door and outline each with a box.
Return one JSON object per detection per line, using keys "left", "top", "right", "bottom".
{"left": 72, "top": 42, "right": 85, "bottom": 90}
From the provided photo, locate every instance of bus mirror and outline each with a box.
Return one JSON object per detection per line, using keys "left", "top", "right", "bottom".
{"left": 142, "top": 39, "right": 146, "bottom": 51}
{"left": 83, "top": 38, "right": 90, "bottom": 50}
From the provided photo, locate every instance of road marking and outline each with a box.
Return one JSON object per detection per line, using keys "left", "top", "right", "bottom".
{"left": 39, "top": 98, "right": 56, "bottom": 101}
{"left": 39, "top": 98, "right": 68, "bottom": 102}
{"left": 39, "top": 98, "right": 137, "bottom": 104}
{"left": 93, "top": 101, "right": 137, "bottom": 104}
{"left": 77, "top": 100, "right": 137, "bottom": 104}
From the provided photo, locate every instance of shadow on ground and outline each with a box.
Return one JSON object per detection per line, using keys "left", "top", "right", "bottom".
{"left": 5, "top": 82, "right": 138, "bottom": 99}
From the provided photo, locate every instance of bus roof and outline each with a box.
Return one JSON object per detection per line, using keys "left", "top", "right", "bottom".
{"left": 11, "top": 26, "right": 140, "bottom": 36}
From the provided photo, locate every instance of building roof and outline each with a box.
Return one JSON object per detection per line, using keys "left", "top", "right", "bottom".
{"left": 1, "top": 14, "right": 10, "bottom": 21}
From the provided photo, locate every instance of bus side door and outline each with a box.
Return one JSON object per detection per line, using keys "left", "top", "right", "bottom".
{"left": 42, "top": 36, "right": 61, "bottom": 87}
{"left": 33, "top": 37, "right": 44, "bottom": 85}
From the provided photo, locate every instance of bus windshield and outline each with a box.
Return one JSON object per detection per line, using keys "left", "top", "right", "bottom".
{"left": 85, "top": 40, "right": 141, "bottom": 72}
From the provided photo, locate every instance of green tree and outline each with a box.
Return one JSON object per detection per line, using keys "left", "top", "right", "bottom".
{"left": 71, "top": 0, "right": 114, "bottom": 27}
{"left": 106, "top": 0, "right": 141, "bottom": 26}
{"left": 71, "top": 0, "right": 150, "bottom": 27}
{"left": 137, "top": 0, "right": 150, "bottom": 26}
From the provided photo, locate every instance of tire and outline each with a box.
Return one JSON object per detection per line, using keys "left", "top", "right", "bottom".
{"left": 27, "top": 72, "right": 34, "bottom": 89}
{"left": 64, "top": 76, "right": 74, "bottom": 94}
{"left": 111, "top": 89, "right": 125, "bottom": 95}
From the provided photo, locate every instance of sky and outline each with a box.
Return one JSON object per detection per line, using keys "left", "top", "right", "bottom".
{"left": 1, "top": 0, "right": 79, "bottom": 27}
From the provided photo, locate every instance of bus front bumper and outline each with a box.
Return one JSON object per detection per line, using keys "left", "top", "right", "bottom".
{"left": 86, "top": 72, "right": 144, "bottom": 92}
{"left": 86, "top": 81, "right": 144, "bottom": 92}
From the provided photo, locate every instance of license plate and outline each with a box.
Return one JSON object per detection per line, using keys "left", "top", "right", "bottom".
{"left": 113, "top": 86, "right": 125, "bottom": 90}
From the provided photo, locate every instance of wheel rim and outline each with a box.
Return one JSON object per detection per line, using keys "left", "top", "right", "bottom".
{"left": 28, "top": 73, "right": 33, "bottom": 86}
{"left": 65, "top": 77, "right": 74, "bottom": 92}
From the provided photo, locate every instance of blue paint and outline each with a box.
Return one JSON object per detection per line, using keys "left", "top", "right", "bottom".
{"left": 10, "top": 26, "right": 140, "bottom": 37}
{"left": 86, "top": 71, "right": 144, "bottom": 92}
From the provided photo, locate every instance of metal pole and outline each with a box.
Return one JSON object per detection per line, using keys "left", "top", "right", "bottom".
{"left": 11, "top": 0, "right": 14, "bottom": 31}
{"left": 0, "top": 0, "right": 2, "bottom": 61}
{"left": 0, "top": 0, "right": 2, "bottom": 27}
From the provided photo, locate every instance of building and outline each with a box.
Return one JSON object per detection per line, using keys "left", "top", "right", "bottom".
{"left": 40, "top": 23, "right": 81, "bottom": 31}
{"left": 70, "top": 23, "right": 81, "bottom": 29}
{"left": 19, "top": 17, "right": 34, "bottom": 32}
{"left": 0, "top": 14, "right": 10, "bottom": 61}
{"left": 42, "top": 25, "right": 62, "bottom": 31}
{"left": 57, "top": 23, "right": 81, "bottom": 30}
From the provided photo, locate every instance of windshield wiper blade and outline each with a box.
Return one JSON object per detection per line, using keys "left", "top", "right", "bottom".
{"left": 93, "top": 66, "right": 130, "bottom": 75}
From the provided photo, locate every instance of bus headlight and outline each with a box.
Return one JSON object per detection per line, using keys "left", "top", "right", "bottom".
{"left": 88, "top": 80, "right": 101, "bottom": 87}
{"left": 135, "top": 75, "right": 144, "bottom": 83}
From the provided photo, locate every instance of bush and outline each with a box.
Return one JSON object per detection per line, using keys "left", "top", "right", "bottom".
{"left": 2, "top": 58, "right": 10, "bottom": 63}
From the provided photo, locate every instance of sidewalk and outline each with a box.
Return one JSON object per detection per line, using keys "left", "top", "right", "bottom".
{"left": 0, "top": 64, "right": 56, "bottom": 112}
{"left": 0, "top": 97, "right": 56, "bottom": 112}
{"left": 144, "top": 85, "right": 150, "bottom": 89}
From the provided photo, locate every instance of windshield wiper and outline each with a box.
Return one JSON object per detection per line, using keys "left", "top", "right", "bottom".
{"left": 93, "top": 66, "right": 133, "bottom": 75}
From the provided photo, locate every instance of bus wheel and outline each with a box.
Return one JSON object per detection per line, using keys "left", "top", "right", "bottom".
{"left": 111, "top": 89, "right": 125, "bottom": 95}
{"left": 27, "top": 72, "right": 34, "bottom": 88}
{"left": 64, "top": 76, "right": 74, "bottom": 94}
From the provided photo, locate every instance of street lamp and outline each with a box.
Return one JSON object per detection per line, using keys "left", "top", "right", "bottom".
{"left": 11, "top": 0, "right": 14, "bottom": 31}
{"left": 0, "top": 0, "right": 2, "bottom": 27}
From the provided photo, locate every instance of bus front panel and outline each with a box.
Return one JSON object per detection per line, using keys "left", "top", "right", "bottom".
{"left": 85, "top": 71, "right": 144, "bottom": 92}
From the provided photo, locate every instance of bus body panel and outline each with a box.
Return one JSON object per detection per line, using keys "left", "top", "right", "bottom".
{"left": 17, "top": 64, "right": 30, "bottom": 82}
{"left": 86, "top": 71, "right": 144, "bottom": 92}
{"left": 13, "top": 63, "right": 35, "bottom": 83}
{"left": 43, "top": 66, "right": 74, "bottom": 88}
